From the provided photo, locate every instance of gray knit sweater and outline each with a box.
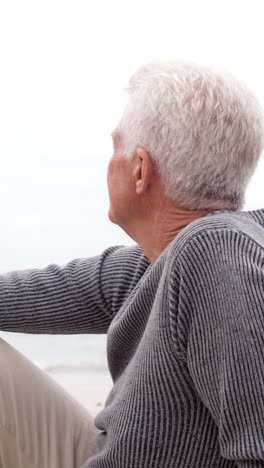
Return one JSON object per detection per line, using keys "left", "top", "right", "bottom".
{"left": 1, "top": 209, "right": 264, "bottom": 467}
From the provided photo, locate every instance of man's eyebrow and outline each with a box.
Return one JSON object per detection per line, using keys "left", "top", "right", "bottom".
{"left": 111, "top": 130, "right": 116, "bottom": 139}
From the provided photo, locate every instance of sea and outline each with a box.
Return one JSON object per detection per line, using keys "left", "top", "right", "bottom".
{"left": 0, "top": 330, "right": 109, "bottom": 374}
{"left": 0, "top": 153, "right": 130, "bottom": 384}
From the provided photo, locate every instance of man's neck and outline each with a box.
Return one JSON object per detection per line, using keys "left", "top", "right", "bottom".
{"left": 132, "top": 205, "right": 214, "bottom": 263}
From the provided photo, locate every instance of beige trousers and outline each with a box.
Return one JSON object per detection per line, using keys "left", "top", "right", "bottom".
{"left": 0, "top": 338, "right": 99, "bottom": 468}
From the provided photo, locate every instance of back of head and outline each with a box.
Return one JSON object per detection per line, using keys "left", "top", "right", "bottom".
{"left": 118, "top": 61, "right": 264, "bottom": 210}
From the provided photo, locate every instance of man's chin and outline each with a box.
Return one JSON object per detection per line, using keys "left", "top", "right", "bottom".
{"left": 108, "top": 208, "right": 117, "bottom": 225}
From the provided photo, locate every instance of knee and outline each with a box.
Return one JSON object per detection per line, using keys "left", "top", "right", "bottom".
{"left": 0, "top": 338, "right": 26, "bottom": 376}
{"left": 0, "top": 337, "right": 15, "bottom": 357}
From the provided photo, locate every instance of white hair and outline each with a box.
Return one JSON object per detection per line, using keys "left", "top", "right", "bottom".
{"left": 117, "top": 61, "right": 264, "bottom": 210}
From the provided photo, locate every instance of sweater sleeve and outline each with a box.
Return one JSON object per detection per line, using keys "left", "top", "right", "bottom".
{"left": 0, "top": 245, "right": 149, "bottom": 334}
{"left": 174, "top": 228, "right": 264, "bottom": 467}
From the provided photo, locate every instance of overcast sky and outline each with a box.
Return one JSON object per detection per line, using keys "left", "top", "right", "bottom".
{"left": 0, "top": 0, "right": 264, "bottom": 271}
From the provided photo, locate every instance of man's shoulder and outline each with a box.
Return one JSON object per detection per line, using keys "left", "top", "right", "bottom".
{"left": 182, "top": 208, "right": 263, "bottom": 238}
{"left": 167, "top": 208, "right": 264, "bottom": 263}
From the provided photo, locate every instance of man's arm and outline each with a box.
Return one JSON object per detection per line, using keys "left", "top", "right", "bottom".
{"left": 0, "top": 245, "right": 149, "bottom": 334}
{"left": 172, "top": 228, "right": 264, "bottom": 467}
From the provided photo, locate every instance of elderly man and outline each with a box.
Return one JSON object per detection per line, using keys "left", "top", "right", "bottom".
{"left": 0, "top": 61, "right": 264, "bottom": 468}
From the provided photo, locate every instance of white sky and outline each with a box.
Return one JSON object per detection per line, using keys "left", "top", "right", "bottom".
{"left": 0, "top": 0, "right": 264, "bottom": 270}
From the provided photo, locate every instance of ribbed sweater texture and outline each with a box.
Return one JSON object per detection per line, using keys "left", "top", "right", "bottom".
{"left": 1, "top": 209, "right": 264, "bottom": 467}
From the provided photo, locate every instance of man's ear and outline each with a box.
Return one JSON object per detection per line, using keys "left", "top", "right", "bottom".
{"left": 133, "top": 148, "right": 153, "bottom": 195}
